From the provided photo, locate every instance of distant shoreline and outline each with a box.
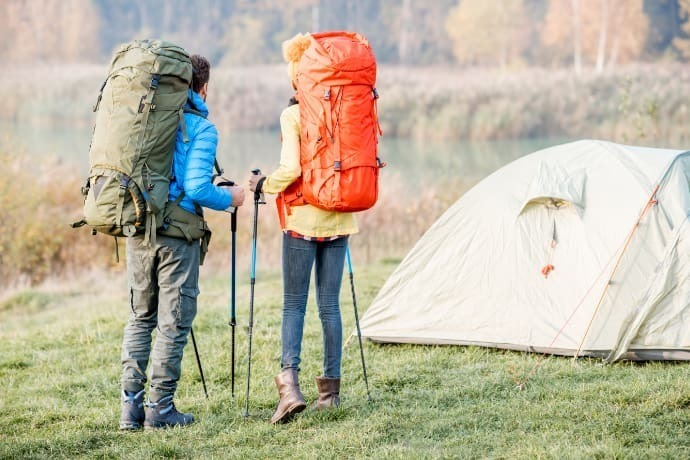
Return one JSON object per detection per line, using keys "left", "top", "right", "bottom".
{"left": 2, "top": 63, "right": 690, "bottom": 146}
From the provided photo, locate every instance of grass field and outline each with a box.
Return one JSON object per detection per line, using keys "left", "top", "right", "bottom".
{"left": 1, "top": 260, "right": 690, "bottom": 459}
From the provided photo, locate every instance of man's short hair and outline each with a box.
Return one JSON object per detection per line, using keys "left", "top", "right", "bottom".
{"left": 190, "top": 55, "right": 210, "bottom": 93}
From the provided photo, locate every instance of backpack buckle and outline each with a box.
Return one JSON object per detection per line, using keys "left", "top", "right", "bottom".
{"left": 150, "top": 74, "right": 160, "bottom": 89}
{"left": 333, "top": 161, "right": 341, "bottom": 171}
{"left": 81, "top": 178, "right": 90, "bottom": 196}
{"left": 323, "top": 89, "right": 331, "bottom": 101}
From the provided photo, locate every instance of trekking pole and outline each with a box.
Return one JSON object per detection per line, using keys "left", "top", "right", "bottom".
{"left": 230, "top": 207, "right": 237, "bottom": 399}
{"left": 190, "top": 328, "right": 209, "bottom": 399}
{"left": 217, "top": 178, "right": 239, "bottom": 400}
{"left": 245, "top": 169, "right": 265, "bottom": 418}
{"left": 345, "top": 245, "right": 372, "bottom": 402}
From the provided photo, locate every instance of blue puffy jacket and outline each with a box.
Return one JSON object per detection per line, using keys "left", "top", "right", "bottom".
{"left": 169, "top": 90, "right": 232, "bottom": 214}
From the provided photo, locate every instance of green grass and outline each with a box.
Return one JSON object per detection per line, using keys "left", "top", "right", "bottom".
{"left": 1, "top": 260, "right": 689, "bottom": 459}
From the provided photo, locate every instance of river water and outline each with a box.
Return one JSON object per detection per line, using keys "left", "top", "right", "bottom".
{"left": 1, "top": 121, "right": 568, "bottom": 189}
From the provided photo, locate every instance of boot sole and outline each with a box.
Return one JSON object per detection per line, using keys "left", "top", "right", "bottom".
{"left": 119, "top": 422, "right": 143, "bottom": 430}
{"left": 143, "top": 422, "right": 194, "bottom": 431}
{"left": 271, "top": 402, "right": 307, "bottom": 424}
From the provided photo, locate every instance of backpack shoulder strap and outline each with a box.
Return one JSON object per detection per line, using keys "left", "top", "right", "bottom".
{"left": 183, "top": 106, "right": 207, "bottom": 119}
{"left": 180, "top": 106, "right": 207, "bottom": 143}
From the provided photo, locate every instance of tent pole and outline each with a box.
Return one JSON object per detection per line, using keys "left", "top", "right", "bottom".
{"left": 573, "top": 186, "right": 659, "bottom": 361}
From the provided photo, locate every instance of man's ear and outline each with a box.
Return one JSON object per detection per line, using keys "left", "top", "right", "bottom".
{"left": 200, "top": 82, "right": 209, "bottom": 101}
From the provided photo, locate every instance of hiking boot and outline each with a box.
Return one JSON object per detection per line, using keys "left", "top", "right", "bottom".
{"left": 270, "top": 369, "right": 307, "bottom": 424}
{"left": 119, "top": 389, "right": 145, "bottom": 430}
{"left": 143, "top": 395, "right": 194, "bottom": 430}
{"left": 315, "top": 376, "right": 341, "bottom": 409}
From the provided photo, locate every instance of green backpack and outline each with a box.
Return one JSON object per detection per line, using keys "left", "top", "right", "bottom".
{"left": 72, "top": 39, "right": 192, "bottom": 244}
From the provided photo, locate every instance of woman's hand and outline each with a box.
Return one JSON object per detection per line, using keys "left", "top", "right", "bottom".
{"left": 249, "top": 174, "right": 266, "bottom": 193}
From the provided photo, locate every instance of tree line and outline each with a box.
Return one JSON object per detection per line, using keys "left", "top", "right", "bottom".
{"left": 2, "top": 0, "right": 690, "bottom": 71}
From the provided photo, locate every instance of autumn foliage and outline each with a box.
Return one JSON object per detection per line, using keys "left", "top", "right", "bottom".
{"left": 1, "top": 0, "right": 690, "bottom": 68}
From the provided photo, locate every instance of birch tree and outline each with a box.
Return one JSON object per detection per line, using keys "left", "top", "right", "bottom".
{"left": 542, "top": 0, "right": 648, "bottom": 73}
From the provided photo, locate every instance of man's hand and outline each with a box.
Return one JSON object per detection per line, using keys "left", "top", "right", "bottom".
{"left": 215, "top": 176, "right": 245, "bottom": 209}
{"left": 249, "top": 174, "right": 266, "bottom": 193}
{"left": 229, "top": 185, "right": 246, "bottom": 207}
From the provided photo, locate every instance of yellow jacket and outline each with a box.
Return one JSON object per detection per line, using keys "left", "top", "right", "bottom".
{"left": 262, "top": 104, "right": 358, "bottom": 238}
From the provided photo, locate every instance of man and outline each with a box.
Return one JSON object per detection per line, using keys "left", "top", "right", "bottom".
{"left": 119, "top": 55, "right": 245, "bottom": 430}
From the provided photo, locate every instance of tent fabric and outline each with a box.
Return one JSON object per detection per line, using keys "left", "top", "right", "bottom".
{"left": 360, "top": 140, "right": 690, "bottom": 361}
{"left": 519, "top": 162, "right": 586, "bottom": 214}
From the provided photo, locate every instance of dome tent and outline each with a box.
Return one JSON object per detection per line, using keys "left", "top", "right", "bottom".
{"left": 360, "top": 140, "right": 690, "bottom": 361}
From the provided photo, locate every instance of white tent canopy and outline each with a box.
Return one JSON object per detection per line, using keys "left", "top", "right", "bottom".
{"left": 360, "top": 140, "right": 690, "bottom": 361}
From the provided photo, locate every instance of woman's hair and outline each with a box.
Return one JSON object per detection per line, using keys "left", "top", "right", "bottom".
{"left": 282, "top": 33, "right": 311, "bottom": 83}
{"left": 190, "top": 55, "right": 210, "bottom": 93}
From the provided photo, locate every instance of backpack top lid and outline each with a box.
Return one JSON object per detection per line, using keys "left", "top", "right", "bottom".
{"left": 112, "top": 39, "right": 191, "bottom": 64}
{"left": 107, "top": 39, "right": 192, "bottom": 84}
{"left": 298, "top": 31, "right": 376, "bottom": 87}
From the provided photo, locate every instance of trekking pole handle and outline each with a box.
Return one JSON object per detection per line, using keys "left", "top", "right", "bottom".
{"left": 216, "top": 179, "right": 239, "bottom": 220}
{"left": 251, "top": 169, "right": 265, "bottom": 203}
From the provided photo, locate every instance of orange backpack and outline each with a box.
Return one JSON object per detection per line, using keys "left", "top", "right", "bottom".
{"left": 277, "top": 31, "right": 383, "bottom": 227}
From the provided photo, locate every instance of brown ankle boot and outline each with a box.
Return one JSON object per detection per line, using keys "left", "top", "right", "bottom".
{"left": 315, "top": 376, "right": 341, "bottom": 409}
{"left": 270, "top": 369, "right": 306, "bottom": 424}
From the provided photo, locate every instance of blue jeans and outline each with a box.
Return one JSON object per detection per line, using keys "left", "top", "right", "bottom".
{"left": 281, "top": 233, "right": 348, "bottom": 378}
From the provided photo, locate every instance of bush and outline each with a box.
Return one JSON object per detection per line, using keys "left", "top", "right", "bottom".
{"left": 3, "top": 63, "right": 690, "bottom": 145}
{"left": 0, "top": 144, "right": 467, "bottom": 293}
{"left": 0, "top": 150, "right": 114, "bottom": 290}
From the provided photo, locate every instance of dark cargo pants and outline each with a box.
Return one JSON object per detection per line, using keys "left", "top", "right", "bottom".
{"left": 121, "top": 234, "right": 200, "bottom": 402}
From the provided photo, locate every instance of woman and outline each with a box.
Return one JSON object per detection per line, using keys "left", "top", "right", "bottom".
{"left": 249, "top": 33, "right": 357, "bottom": 424}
